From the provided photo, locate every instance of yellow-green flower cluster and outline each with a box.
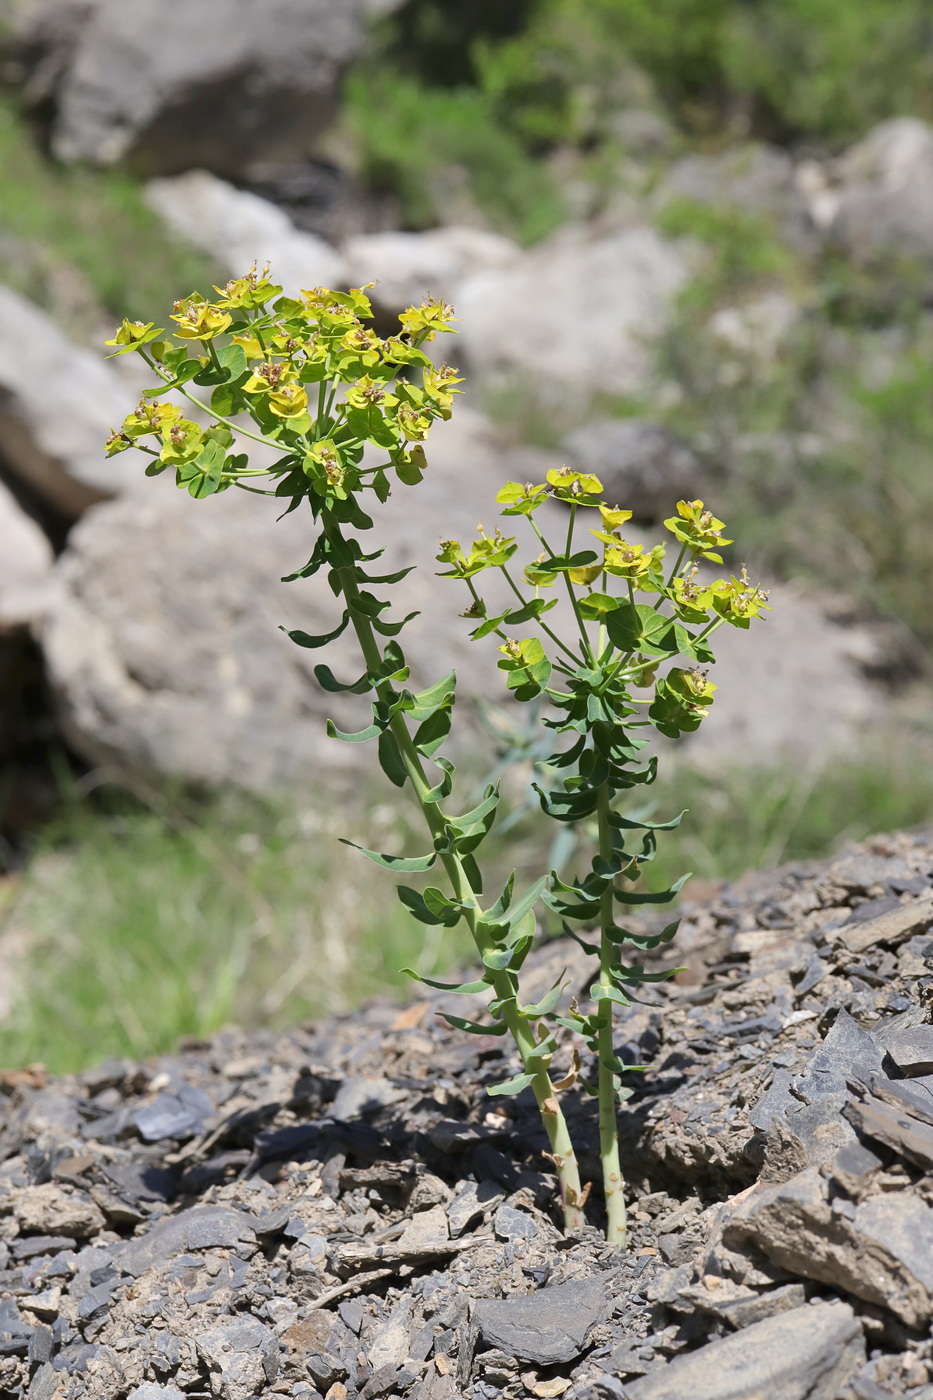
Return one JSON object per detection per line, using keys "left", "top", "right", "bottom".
{"left": 104, "top": 270, "right": 462, "bottom": 502}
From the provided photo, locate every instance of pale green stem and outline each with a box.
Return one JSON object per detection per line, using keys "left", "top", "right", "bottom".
{"left": 322, "top": 510, "right": 587, "bottom": 1232}
{"left": 595, "top": 783, "right": 627, "bottom": 1245}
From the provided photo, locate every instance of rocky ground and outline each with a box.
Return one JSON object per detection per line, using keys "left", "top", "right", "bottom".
{"left": 1, "top": 832, "right": 933, "bottom": 1398}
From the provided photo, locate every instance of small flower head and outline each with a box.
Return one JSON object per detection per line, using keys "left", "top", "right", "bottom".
{"left": 710, "top": 566, "right": 770, "bottom": 626}
{"left": 664, "top": 499, "right": 733, "bottom": 563}
{"left": 105, "top": 319, "right": 164, "bottom": 355}
{"left": 213, "top": 262, "right": 281, "bottom": 309}
{"left": 170, "top": 296, "right": 232, "bottom": 341}
{"left": 398, "top": 296, "right": 457, "bottom": 341}
{"left": 546, "top": 466, "right": 603, "bottom": 501}
{"left": 267, "top": 383, "right": 310, "bottom": 419}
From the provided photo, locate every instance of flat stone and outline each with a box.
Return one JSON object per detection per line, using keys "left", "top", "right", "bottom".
{"left": 330, "top": 1076, "right": 408, "bottom": 1120}
{"left": 473, "top": 1277, "right": 608, "bottom": 1366}
{"left": 14, "top": 1184, "right": 105, "bottom": 1239}
{"left": 115, "top": 1205, "right": 256, "bottom": 1277}
{"left": 493, "top": 1205, "right": 539, "bottom": 1242}
{"left": 134, "top": 1084, "right": 214, "bottom": 1141}
{"left": 625, "top": 1301, "right": 863, "bottom": 1400}
{"left": 882, "top": 1025, "right": 933, "bottom": 1076}
{"left": 127, "top": 1386, "right": 186, "bottom": 1400}
{"left": 196, "top": 1316, "right": 279, "bottom": 1400}
{"left": 837, "top": 896, "right": 933, "bottom": 954}
{"left": 726, "top": 1168, "right": 933, "bottom": 1326}
{"left": 446, "top": 1179, "right": 505, "bottom": 1238}
{"left": 844, "top": 1094, "right": 933, "bottom": 1170}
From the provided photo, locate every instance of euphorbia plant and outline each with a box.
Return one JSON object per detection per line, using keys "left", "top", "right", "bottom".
{"left": 105, "top": 267, "right": 767, "bottom": 1243}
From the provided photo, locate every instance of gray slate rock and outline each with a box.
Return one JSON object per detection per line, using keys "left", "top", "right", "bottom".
{"left": 829, "top": 119, "right": 933, "bottom": 268}
{"left": 725, "top": 1167, "right": 933, "bottom": 1327}
{"left": 473, "top": 1277, "right": 608, "bottom": 1366}
{"left": 625, "top": 1301, "right": 863, "bottom": 1400}
{"left": 0, "top": 282, "right": 145, "bottom": 517}
{"left": 127, "top": 1386, "right": 186, "bottom": 1400}
{"left": 3, "top": 0, "right": 382, "bottom": 178}
{"left": 195, "top": 1315, "right": 279, "bottom": 1400}
{"left": 749, "top": 1012, "right": 881, "bottom": 1179}
{"left": 116, "top": 1204, "right": 256, "bottom": 1277}
{"left": 562, "top": 419, "right": 705, "bottom": 524}
{"left": 134, "top": 1083, "right": 214, "bottom": 1141}
{"left": 882, "top": 1025, "right": 933, "bottom": 1076}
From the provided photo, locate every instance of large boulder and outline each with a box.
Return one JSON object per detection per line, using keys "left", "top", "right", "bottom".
{"left": 0, "top": 477, "right": 53, "bottom": 629}
{"left": 0, "top": 0, "right": 391, "bottom": 177}
{"left": 39, "top": 410, "right": 553, "bottom": 792}
{"left": 456, "top": 225, "right": 689, "bottom": 405}
{"left": 655, "top": 143, "right": 816, "bottom": 252}
{"left": 825, "top": 118, "right": 933, "bottom": 266}
{"left": 340, "top": 227, "right": 522, "bottom": 321}
{"left": 0, "top": 283, "right": 148, "bottom": 518}
{"left": 145, "top": 172, "right": 347, "bottom": 294}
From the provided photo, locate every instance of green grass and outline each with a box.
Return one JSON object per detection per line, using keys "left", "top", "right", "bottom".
{"left": 2, "top": 745, "right": 932, "bottom": 1073}
{"left": 0, "top": 100, "right": 217, "bottom": 332}
{"left": 641, "top": 751, "right": 933, "bottom": 890}
{"left": 0, "top": 790, "right": 472, "bottom": 1074}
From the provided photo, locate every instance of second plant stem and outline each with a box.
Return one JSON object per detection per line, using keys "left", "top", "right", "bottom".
{"left": 596, "top": 783, "right": 628, "bottom": 1245}
{"left": 324, "top": 511, "right": 587, "bottom": 1232}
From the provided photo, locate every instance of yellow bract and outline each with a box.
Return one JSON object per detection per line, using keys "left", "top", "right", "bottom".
{"left": 170, "top": 297, "right": 232, "bottom": 341}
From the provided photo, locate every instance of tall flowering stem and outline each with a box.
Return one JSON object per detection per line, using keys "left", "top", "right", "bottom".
{"left": 104, "top": 270, "right": 588, "bottom": 1232}
{"left": 438, "top": 481, "right": 769, "bottom": 1243}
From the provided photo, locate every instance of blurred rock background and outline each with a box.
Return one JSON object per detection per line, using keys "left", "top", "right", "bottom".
{"left": 1, "top": 0, "right": 933, "bottom": 1065}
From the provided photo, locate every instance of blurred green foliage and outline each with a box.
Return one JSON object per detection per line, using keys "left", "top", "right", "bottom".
{"left": 348, "top": 0, "right": 933, "bottom": 239}
{"left": 0, "top": 100, "right": 216, "bottom": 330}
{"left": 0, "top": 791, "right": 472, "bottom": 1073}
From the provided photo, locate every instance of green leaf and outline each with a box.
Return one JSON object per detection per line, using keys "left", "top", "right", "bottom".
{"left": 414, "top": 706, "right": 452, "bottom": 757}
{"left": 411, "top": 671, "right": 457, "bottom": 712}
{"left": 326, "top": 720, "right": 381, "bottom": 743}
{"left": 461, "top": 851, "right": 484, "bottom": 894}
{"left": 505, "top": 874, "right": 548, "bottom": 931}
{"left": 398, "top": 885, "right": 459, "bottom": 927}
{"left": 485, "top": 872, "right": 515, "bottom": 922}
{"left": 402, "top": 969, "right": 490, "bottom": 994}
{"left": 423, "top": 757, "right": 455, "bottom": 803}
{"left": 340, "top": 841, "right": 436, "bottom": 872}
{"left": 486, "top": 1071, "right": 536, "bottom": 1097}
{"left": 378, "top": 730, "right": 408, "bottom": 787}
{"left": 523, "top": 980, "right": 564, "bottom": 1017}
{"left": 615, "top": 872, "right": 690, "bottom": 905}
{"left": 217, "top": 343, "right": 247, "bottom": 376}
{"left": 441, "top": 1013, "right": 508, "bottom": 1037}
{"left": 314, "top": 664, "right": 371, "bottom": 695}
{"left": 591, "top": 983, "right": 631, "bottom": 1006}
{"left": 423, "top": 886, "right": 469, "bottom": 921}
{"left": 282, "top": 615, "right": 349, "bottom": 650}
{"left": 481, "top": 935, "right": 533, "bottom": 972}
{"left": 579, "top": 591, "right": 622, "bottom": 618}
{"left": 605, "top": 602, "right": 676, "bottom": 656}
{"left": 372, "top": 609, "right": 420, "bottom": 637}
{"left": 609, "top": 809, "right": 686, "bottom": 833}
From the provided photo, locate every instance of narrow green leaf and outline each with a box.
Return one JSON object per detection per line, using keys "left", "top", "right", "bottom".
{"left": 615, "top": 872, "right": 690, "bottom": 905}
{"left": 506, "top": 874, "right": 548, "bottom": 931}
{"left": 486, "top": 1071, "right": 535, "bottom": 1097}
{"left": 402, "top": 969, "right": 490, "bottom": 994}
{"left": 283, "top": 615, "right": 349, "bottom": 650}
{"left": 398, "top": 885, "right": 457, "bottom": 926}
{"left": 340, "top": 840, "right": 436, "bottom": 872}
{"left": 314, "top": 664, "right": 371, "bottom": 695}
{"left": 523, "top": 980, "right": 564, "bottom": 1017}
{"left": 441, "top": 1012, "right": 508, "bottom": 1037}
{"left": 423, "top": 757, "right": 455, "bottom": 803}
{"left": 414, "top": 706, "right": 452, "bottom": 757}
{"left": 326, "top": 720, "right": 381, "bottom": 743}
{"left": 377, "top": 729, "right": 408, "bottom": 787}
{"left": 372, "top": 609, "right": 420, "bottom": 637}
{"left": 591, "top": 983, "right": 631, "bottom": 1006}
{"left": 609, "top": 809, "right": 686, "bottom": 833}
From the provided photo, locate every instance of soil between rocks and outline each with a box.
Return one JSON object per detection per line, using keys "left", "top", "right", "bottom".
{"left": 3, "top": 832, "right": 933, "bottom": 1398}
